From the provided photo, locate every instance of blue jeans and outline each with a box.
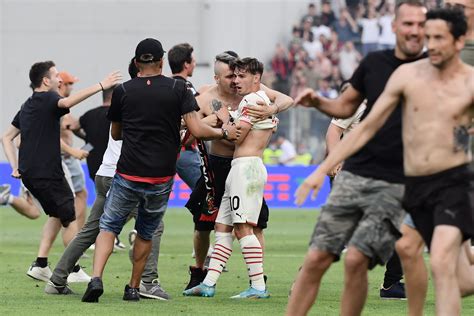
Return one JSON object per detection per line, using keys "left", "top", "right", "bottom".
{"left": 176, "top": 148, "right": 201, "bottom": 190}
{"left": 99, "top": 174, "right": 173, "bottom": 240}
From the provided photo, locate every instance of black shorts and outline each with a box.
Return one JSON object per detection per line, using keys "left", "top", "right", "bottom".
{"left": 22, "top": 176, "right": 76, "bottom": 227}
{"left": 403, "top": 164, "right": 474, "bottom": 249}
{"left": 185, "top": 155, "right": 269, "bottom": 231}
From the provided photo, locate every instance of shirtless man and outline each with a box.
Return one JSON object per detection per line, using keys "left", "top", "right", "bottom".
{"left": 184, "top": 52, "right": 293, "bottom": 289}
{"left": 295, "top": 8, "right": 474, "bottom": 315}
{"left": 184, "top": 57, "right": 276, "bottom": 299}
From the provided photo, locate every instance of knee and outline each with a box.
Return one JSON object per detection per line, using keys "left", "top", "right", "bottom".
{"left": 396, "top": 236, "right": 422, "bottom": 261}
{"left": 305, "top": 249, "right": 333, "bottom": 272}
{"left": 430, "top": 253, "right": 454, "bottom": 278}
{"left": 28, "top": 208, "right": 41, "bottom": 220}
{"left": 195, "top": 230, "right": 211, "bottom": 241}
{"left": 344, "top": 250, "right": 368, "bottom": 274}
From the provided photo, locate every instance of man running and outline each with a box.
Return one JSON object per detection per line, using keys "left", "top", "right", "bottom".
{"left": 6, "top": 60, "right": 121, "bottom": 283}
{"left": 287, "top": 1, "right": 427, "bottom": 315}
{"left": 295, "top": 8, "right": 474, "bottom": 315}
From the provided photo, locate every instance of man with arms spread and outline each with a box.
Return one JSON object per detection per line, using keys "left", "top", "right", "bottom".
{"left": 296, "top": 8, "right": 474, "bottom": 315}
{"left": 184, "top": 58, "right": 276, "bottom": 299}
{"left": 3, "top": 61, "right": 120, "bottom": 283}
{"left": 287, "top": 1, "right": 427, "bottom": 315}
{"left": 393, "top": 1, "right": 474, "bottom": 315}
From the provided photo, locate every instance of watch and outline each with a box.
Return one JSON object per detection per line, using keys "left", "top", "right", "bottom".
{"left": 221, "top": 128, "right": 229, "bottom": 140}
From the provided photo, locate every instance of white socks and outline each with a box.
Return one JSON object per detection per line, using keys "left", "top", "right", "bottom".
{"left": 203, "top": 232, "right": 233, "bottom": 287}
{"left": 239, "top": 234, "right": 265, "bottom": 291}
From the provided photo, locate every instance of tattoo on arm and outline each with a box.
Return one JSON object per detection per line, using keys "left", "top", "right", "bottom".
{"left": 453, "top": 125, "right": 469, "bottom": 154}
{"left": 211, "top": 99, "right": 223, "bottom": 113}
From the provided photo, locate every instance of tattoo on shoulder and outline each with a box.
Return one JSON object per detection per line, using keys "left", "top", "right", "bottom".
{"left": 211, "top": 99, "right": 223, "bottom": 113}
{"left": 453, "top": 125, "right": 469, "bottom": 154}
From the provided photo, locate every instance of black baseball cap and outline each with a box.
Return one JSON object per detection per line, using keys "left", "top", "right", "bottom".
{"left": 135, "top": 38, "right": 165, "bottom": 63}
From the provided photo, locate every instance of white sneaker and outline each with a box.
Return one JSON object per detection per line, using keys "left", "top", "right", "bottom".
{"left": 26, "top": 262, "right": 52, "bottom": 282}
{"left": 67, "top": 267, "right": 91, "bottom": 283}
{"left": 114, "top": 237, "right": 126, "bottom": 250}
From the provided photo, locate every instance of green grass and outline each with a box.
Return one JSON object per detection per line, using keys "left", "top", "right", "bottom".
{"left": 0, "top": 207, "right": 473, "bottom": 315}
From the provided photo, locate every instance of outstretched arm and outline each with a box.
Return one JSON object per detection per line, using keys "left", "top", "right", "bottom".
{"left": 295, "top": 84, "right": 364, "bottom": 119}
{"left": 245, "top": 84, "right": 294, "bottom": 119}
{"left": 58, "top": 71, "right": 122, "bottom": 109}
{"left": 295, "top": 67, "right": 407, "bottom": 205}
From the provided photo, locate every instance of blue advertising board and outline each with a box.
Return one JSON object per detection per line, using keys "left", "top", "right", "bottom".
{"left": 0, "top": 163, "right": 330, "bottom": 208}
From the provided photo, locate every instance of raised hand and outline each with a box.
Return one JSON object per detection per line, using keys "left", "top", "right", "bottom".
{"left": 294, "top": 169, "right": 325, "bottom": 206}
{"left": 100, "top": 71, "right": 123, "bottom": 90}
{"left": 295, "top": 88, "right": 320, "bottom": 108}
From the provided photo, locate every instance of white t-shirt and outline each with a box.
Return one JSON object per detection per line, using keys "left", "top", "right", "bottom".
{"left": 331, "top": 102, "right": 367, "bottom": 134}
{"left": 311, "top": 25, "right": 332, "bottom": 40}
{"left": 378, "top": 15, "right": 396, "bottom": 45}
{"left": 234, "top": 90, "right": 278, "bottom": 130}
{"left": 339, "top": 49, "right": 360, "bottom": 80}
{"left": 96, "top": 129, "right": 122, "bottom": 178}
{"left": 279, "top": 140, "right": 297, "bottom": 165}
{"left": 303, "top": 40, "right": 323, "bottom": 59}
{"left": 359, "top": 18, "right": 380, "bottom": 44}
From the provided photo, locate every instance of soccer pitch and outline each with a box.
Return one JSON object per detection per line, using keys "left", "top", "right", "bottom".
{"left": 1, "top": 208, "right": 473, "bottom": 315}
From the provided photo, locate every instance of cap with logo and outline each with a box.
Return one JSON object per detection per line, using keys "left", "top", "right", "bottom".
{"left": 135, "top": 38, "right": 165, "bottom": 63}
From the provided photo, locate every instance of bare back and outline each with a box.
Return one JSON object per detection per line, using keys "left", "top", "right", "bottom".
{"left": 401, "top": 59, "right": 474, "bottom": 176}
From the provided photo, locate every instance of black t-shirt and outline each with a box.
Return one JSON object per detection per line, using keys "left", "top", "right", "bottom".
{"left": 79, "top": 106, "right": 110, "bottom": 179}
{"left": 344, "top": 50, "right": 427, "bottom": 183}
{"left": 12, "top": 91, "right": 69, "bottom": 179}
{"left": 172, "top": 75, "right": 199, "bottom": 97}
{"left": 107, "top": 75, "right": 199, "bottom": 177}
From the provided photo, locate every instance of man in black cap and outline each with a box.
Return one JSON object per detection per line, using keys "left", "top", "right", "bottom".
{"left": 82, "top": 38, "right": 240, "bottom": 303}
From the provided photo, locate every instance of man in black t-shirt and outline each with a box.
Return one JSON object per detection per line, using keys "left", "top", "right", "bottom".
{"left": 66, "top": 89, "right": 113, "bottom": 180}
{"left": 82, "top": 38, "right": 240, "bottom": 303}
{"left": 3, "top": 61, "right": 121, "bottom": 284}
{"left": 288, "top": 2, "right": 427, "bottom": 315}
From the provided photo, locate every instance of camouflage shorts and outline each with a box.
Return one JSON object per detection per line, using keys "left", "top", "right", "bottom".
{"left": 309, "top": 171, "right": 405, "bottom": 269}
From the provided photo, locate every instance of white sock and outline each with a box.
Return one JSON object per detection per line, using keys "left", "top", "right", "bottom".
{"left": 202, "top": 232, "right": 233, "bottom": 287}
{"left": 239, "top": 234, "right": 265, "bottom": 291}
{"left": 7, "top": 194, "right": 14, "bottom": 205}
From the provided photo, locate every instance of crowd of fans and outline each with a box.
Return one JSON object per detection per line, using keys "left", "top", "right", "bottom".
{"left": 269, "top": 0, "right": 404, "bottom": 99}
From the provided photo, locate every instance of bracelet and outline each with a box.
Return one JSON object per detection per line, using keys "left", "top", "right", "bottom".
{"left": 99, "top": 82, "right": 104, "bottom": 91}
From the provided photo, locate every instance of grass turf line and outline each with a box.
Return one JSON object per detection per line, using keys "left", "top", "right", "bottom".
{"left": 1, "top": 207, "right": 473, "bottom": 315}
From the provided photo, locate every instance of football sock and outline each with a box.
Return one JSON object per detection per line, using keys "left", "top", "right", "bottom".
{"left": 239, "top": 234, "right": 265, "bottom": 291}
{"left": 203, "top": 232, "right": 233, "bottom": 287}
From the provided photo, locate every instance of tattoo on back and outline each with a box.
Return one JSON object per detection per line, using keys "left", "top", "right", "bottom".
{"left": 211, "top": 99, "right": 223, "bottom": 113}
{"left": 453, "top": 125, "right": 469, "bottom": 154}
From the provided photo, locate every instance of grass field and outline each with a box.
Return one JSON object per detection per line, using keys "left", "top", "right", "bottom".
{"left": 1, "top": 207, "right": 473, "bottom": 315}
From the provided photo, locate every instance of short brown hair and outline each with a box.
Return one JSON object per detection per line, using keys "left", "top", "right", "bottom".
{"left": 29, "top": 61, "right": 55, "bottom": 89}
{"left": 395, "top": 0, "right": 425, "bottom": 17}
{"left": 230, "top": 57, "right": 264, "bottom": 76}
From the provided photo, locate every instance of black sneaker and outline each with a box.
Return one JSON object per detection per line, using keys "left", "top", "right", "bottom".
{"left": 82, "top": 277, "right": 103, "bottom": 303}
{"left": 185, "top": 266, "right": 207, "bottom": 290}
{"left": 380, "top": 281, "right": 406, "bottom": 300}
{"left": 123, "top": 284, "right": 140, "bottom": 301}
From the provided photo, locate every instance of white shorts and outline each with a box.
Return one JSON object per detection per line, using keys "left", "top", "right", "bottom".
{"left": 216, "top": 157, "right": 267, "bottom": 226}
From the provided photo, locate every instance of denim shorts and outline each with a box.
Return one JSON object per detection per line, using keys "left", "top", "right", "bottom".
{"left": 99, "top": 173, "right": 173, "bottom": 240}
